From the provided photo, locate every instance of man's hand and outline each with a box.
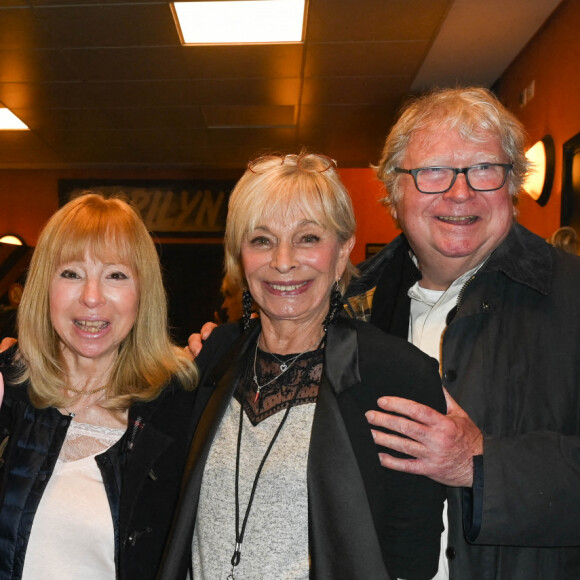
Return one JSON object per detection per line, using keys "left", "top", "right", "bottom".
{"left": 0, "top": 337, "right": 16, "bottom": 352}
{"left": 186, "top": 322, "right": 218, "bottom": 358}
{"left": 365, "top": 388, "right": 483, "bottom": 487}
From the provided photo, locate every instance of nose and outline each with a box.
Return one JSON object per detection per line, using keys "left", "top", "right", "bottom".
{"left": 270, "top": 242, "right": 297, "bottom": 273}
{"left": 442, "top": 173, "right": 476, "bottom": 202}
{"left": 80, "top": 278, "right": 105, "bottom": 308}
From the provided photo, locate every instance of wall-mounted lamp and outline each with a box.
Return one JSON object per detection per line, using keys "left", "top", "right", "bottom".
{"left": 523, "top": 135, "right": 555, "bottom": 206}
{"left": 0, "top": 234, "right": 24, "bottom": 246}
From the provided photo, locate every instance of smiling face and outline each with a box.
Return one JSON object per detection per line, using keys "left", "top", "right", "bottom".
{"left": 392, "top": 127, "right": 514, "bottom": 289}
{"left": 49, "top": 253, "right": 139, "bottom": 373}
{"left": 241, "top": 212, "right": 354, "bottom": 330}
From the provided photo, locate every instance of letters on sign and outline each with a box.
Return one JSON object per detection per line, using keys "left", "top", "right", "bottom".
{"left": 58, "top": 179, "right": 236, "bottom": 237}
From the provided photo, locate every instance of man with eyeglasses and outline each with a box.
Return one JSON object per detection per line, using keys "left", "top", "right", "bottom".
{"left": 345, "top": 86, "right": 580, "bottom": 579}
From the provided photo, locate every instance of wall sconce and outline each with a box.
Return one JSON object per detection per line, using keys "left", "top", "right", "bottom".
{"left": 523, "top": 135, "right": 555, "bottom": 206}
{"left": 0, "top": 234, "right": 24, "bottom": 246}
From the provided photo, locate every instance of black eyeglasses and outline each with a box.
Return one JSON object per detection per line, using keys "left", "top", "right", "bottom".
{"left": 247, "top": 152, "right": 337, "bottom": 174}
{"left": 394, "top": 163, "right": 513, "bottom": 194}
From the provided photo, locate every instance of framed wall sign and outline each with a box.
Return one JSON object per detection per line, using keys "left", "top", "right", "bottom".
{"left": 58, "top": 178, "right": 236, "bottom": 237}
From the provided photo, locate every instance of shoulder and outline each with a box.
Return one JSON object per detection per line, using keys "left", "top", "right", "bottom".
{"left": 194, "top": 322, "right": 243, "bottom": 376}
{"left": 342, "top": 317, "right": 438, "bottom": 373}
{"left": 333, "top": 317, "right": 444, "bottom": 413}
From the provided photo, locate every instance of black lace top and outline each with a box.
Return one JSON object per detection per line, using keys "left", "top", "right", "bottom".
{"left": 234, "top": 343, "right": 324, "bottom": 426}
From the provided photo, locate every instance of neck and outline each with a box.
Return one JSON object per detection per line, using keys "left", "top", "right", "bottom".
{"left": 259, "top": 316, "right": 324, "bottom": 355}
{"left": 62, "top": 356, "right": 115, "bottom": 395}
{"left": 416, "top": 254, "right": 486, "bottom": 291}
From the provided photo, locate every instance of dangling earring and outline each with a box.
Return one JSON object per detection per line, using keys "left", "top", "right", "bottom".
{"left": 322, "top": 280, "right": 343, "bottom": 332}
{"left": 241, "top": 289, "right": 254, "bottom": 331}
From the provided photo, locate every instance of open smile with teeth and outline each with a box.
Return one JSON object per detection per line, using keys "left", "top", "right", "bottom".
{"left": 437, "top": 215, "right": 478, "bottom": 224}
{"left": 269, "top": 282, "right": 308, "bottom": 292}
{"left": 75, "top": 320, "right": 109, "bottom": 332}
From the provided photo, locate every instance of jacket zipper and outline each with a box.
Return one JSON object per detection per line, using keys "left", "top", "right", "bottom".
{"left": 455, "top": 274, "right": 477, "bottom": 313}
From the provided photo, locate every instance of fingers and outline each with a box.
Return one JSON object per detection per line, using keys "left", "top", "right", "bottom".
{"left": 368, "top": 410, "right": 429, "bottom": 442}
{"left": 370, "top": 396, "right": 443, "bottom": 427}
{"left": 187, "top": 333, "right": 204, "bottom": 358}
{"left": 442, "top": 387, "right": 459, "bottom": 414}
{"left": 182, "top": 345, "right": 195, "bottom": 361}
{"left": 370, "top": 429, "right": 424, "bottom": 459}
{"left": 377, "top": 451, "right": 424, "bottom": 474}
{"left": 200, "top": 322, "right": 218, "bottom": 340}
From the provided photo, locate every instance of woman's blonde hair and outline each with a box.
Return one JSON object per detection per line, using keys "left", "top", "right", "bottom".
{"left": 375, "top": 86, "right": 530, "bottom": 207}
{"left": 16, "top": 193, "right": 197, "bottom": 409}
{"left": 224, "top": 151, "right": 357, "bottom": 295}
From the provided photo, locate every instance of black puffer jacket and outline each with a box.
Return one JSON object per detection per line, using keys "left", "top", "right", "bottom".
{"left": 345, "top": 223, "right": 580, "bottom": 580}
{"left": 0, "top": 348, "right": 197, "bottom": 580}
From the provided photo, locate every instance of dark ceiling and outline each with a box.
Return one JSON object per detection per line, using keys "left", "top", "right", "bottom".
{"left": 0, "top": 0, "right": 564, "bottom": 170}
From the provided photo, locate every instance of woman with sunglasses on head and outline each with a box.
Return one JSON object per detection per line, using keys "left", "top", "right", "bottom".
{"left": 159, "top": 151, "right": 446, "bottom": 580}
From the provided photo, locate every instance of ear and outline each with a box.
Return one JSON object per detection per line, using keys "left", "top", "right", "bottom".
{"left": 336, "top": 235, "right": 356, "bottom": 277}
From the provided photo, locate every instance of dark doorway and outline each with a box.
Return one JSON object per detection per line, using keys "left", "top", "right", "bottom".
{"left": 156, "top": 243, "right": 224, "bottom": 345}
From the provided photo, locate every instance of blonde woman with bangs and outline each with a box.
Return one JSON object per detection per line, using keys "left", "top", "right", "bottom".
{"left": 0, "top": 193, "right": 198, "bottom": 580}
{"left": 159, "top": 151, "right": 445, "bottom": 580}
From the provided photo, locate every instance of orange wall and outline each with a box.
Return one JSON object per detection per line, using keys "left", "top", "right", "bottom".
{"left": 338, "top": 168, "right": 399, "bottom": 264}
{"left": 495, "top": 0, "right": 580, "bottom": 239}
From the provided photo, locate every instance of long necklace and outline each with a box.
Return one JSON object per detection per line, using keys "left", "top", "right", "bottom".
{"left": 252, "top": 336, "right": 315, "bottom": 402}
{"left": 228, "top": 378, "right": 304, "bottom": 580}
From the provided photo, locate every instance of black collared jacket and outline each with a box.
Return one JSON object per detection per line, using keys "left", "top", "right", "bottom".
{"left": 0, "top": 349, "right": 196, "bottom": 580}
{"left": 158, "top": 316, "right": 445, "bottom": 580}
{"left": 345, "top": 223, "right": 580, "bottom": 580}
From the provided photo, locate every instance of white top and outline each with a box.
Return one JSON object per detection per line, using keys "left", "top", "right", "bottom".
{"left": 22, "top": 420, "right": 125, "bottom": 580}
{"left": 192, "top": 398, "right": 314, "bottom": 579}
{"left": 408, "top": 263, "right": 483, "bottom": 580}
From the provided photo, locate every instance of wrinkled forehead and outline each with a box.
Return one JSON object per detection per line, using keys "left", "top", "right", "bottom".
{"left": 404, "top": 126, "right": 505, "bottom": 165}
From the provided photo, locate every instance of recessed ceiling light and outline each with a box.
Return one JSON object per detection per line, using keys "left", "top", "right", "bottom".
{"left": 0, "top": 109, "right": 28, "bottom": 130}
{"left": 172, "top": 0, "right": 306, "bottom": 45}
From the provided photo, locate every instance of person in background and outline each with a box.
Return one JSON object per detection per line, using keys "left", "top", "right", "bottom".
{"left": 215, "top": 274, "right": 244, "bottom": 323}
{"left": 0, "top": 194, "right": 198, "bottom": 580}
{"left": 159, "top": 151, "right": 445, "bottom": 580}
{"left": 349, "top": 87, "right": 580, "bottom": 579}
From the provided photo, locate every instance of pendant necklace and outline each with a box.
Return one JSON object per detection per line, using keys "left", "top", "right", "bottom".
{"left": 62, "top": 392, "right": 106, "bottom": 418}
{"left": 228, "top": 379, "right": 304, "bottom": 580}
{"left": 252, "top": 335, "right": 315, "bottom": 403}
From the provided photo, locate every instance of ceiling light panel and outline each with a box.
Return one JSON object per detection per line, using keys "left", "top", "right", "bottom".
{"left": 0, "top": 109, "right": 28, "bottom": 130}
{"left": 173, "top": 0, "right": 306, "bottom": 45}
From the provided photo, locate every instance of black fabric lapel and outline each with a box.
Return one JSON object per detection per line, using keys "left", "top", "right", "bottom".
{"left": 308, "top": 320, "right": 390, "bottom": 579}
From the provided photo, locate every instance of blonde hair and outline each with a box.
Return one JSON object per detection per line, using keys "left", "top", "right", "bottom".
{"left": 16, "top": 193, "right": 197, "bottom": 409}
{"left": 375, "top": 86, "right": 530, "bottom": 207}
{"left": 224, "top": 152, "right": 357, "bottom": 294}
